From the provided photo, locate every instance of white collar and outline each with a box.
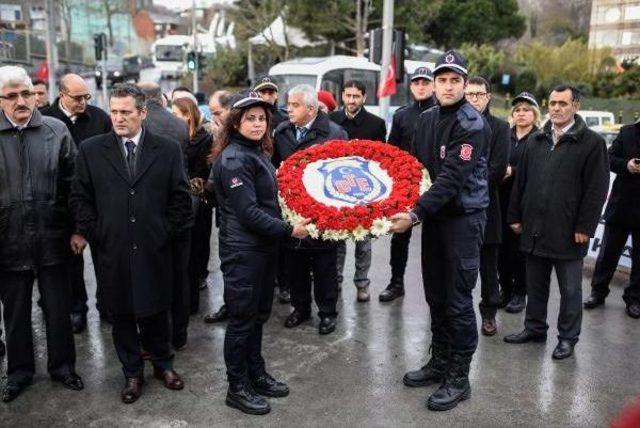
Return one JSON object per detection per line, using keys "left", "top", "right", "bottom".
{"left": 296, "top": 116, "right": 316, "bottom": 130}
{"left": 121, "top": 129, "right": 143, "bottom": 147}
{"left": 59, "top": 100, "right": 77, "bottom": 121}
{"left": 4, "top": 111, "right": 32, "bottom": 130}
{"left": 553, "top": 119, "right": 575, "bottom": 135}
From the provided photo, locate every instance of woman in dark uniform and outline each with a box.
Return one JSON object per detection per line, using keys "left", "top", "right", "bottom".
{"left": 210, "top": 92, "right": 309, "bottom": 415}
{"left": 498, "top": 92, "right": 540, "bottom": 313}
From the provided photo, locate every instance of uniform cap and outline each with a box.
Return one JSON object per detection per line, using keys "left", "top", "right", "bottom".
{"left": 511, "top": 91, "right": 539, "bottom": 108}
{"left": 433, "top": 50, "right": 468, "bottom": 77}
{"left": 253, "top": 75, "right": 279, "bottom": 92}
{"left": 410, "top": 67, "right": 433, "bottom": 81}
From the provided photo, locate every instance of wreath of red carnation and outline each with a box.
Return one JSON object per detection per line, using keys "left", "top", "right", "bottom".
{"left": 277, "top": 139, "right": 431, "bottom": 241}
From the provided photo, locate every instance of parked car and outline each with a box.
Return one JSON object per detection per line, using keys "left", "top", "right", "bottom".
{"left": 95, "top": 55, "right": 141, "bottom": 88}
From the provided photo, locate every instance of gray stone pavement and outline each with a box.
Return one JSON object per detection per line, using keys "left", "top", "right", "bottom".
{"left": 2, "top": 228, "right": 639, "bottom": 427}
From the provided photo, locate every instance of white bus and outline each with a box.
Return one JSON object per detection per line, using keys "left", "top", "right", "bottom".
{"left": 268, "top": 55, "right": 434, "bottom": 120}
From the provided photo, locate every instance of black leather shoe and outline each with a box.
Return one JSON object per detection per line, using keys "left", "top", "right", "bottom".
{"left": 284, "top": 310, "right": 310, "bottom": 328}
{"left": 121, "top": 377, "right": 143, "bottom": 404}
{"left": 504, "top": 329, "right": 547, "bottom": 344}
{"left": 379, "top": 284, "right": 404, "bottom": 302}
{"left": 204, "top": 305, "right": 228, "bottom": 323}
{"left": 497, "top": 291, "right": 510, "bottom": 309}
{"left": 427, "top": 353, "right": 472, "bottom": 411}
{"left": 278, "top": 289, "right": 291, "bottom": 304}
{"left": 226, "top": 382, "right": 271, "bottom": 415}
{"left": 505, "top": 295, "right": 526, "bottom": 313}
{"left": 251, "top": 372, "right": 289, "bottom": 398}
{"left": 51, "top": 372, "right": 84, "bottom": 391}
{"left": 2, "top": 379, "right": 31, "bottom": 403}
{"left": 318, "top": 316, "right": 337, "bottom": 335}
{"left": 403, "top": 342, "right": 449, "bottom": 387}
{"left": 0, "top": 339, "right": 5, "bottom": 358}
{"left": 71, "top": 312, "right": 87, "bottom": 334}
{"left": 584, "top": 294, "right": 605, "bottom": 310}
{"left": 626, "top": 301, "right": 640, "bottom": 319}
{"left": 552, "top": 340, "right": 575, "bottom": 360}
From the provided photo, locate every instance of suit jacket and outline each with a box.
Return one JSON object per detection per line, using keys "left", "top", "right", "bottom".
{"left": 70, "top": 129, "right": 192, "bottom": 317}
{"left": 329, "top": 107, "right": 386, "bottom": 142}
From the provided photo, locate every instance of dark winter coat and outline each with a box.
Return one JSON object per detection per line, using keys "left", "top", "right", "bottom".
{"left": 273, "top": 111, "right": 348, "bottom": 251}
{"left": 329, "top": 107, "right": 387, "bottom": 142}
{"left": 0, "top": 110, "right": 76, "bottom": 271}
{"left": 212, "top": 133, "right": 293, "bottom": 250}
{"left": 387, "top": 96, "right": 436, "bottom": 153}
{"left": 603, "top": 122, "right": 640, "bottom": 229}
{"left": 183, "top": 126, "right": 212, "bottom": 181}
{"left": 41, "top": 98, "right": 112, "bottom": 147}
{"left": 499, "top": 125, "right": 538, "bottom": 221}
{"left": 483, "top": 111, "right": 510, "bottom": 245}
{"left": 507, "top": 115, "right": 609, "bottom": 260}
{"left": 143, "top": 100, "right": 190, "bottom": 147}
{"left": 70, "top": 129, "right": 192, "bottom": 317}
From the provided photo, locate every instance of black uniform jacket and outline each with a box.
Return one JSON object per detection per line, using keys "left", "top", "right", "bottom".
{"left": 387, "top": 96, "right": 436, "bottom": 153}
{"left": 507, "top": 115, "right": 609, "bottom": 260}
{"left": 603, "top": 122, "right": 640, "bottom": 229}
{"left": 483, "top": 111, "right": 510, "bottom": 245}
{"left": 329, "top": 106, "right": 387, "bottom": 142}
{"left": 212, "top": 133, "right": 293, "bottom": 250}
{"left": 273, "top": 111, "right": 348, "bottom": 251}
{"left": 0, "top": 110, "right": 76, "bottom": 271}
{"left": 41, "top": 98, "right": 112, "bottom": 147}
{"left": 412, "top": 98, "right": 490, "bottom": 220}
{"left": 70, "top": 129, "right": 192, "bottom": 317}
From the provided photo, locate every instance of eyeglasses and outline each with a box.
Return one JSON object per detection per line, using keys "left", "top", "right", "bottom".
{"left": 465, "top": 92, "right": 487, "bottom": 99}
{"left": 62, "top": 92, "right": 91, "bottom": 102}
{"left": 0, "top": 90, "right": 35, "bottom": 101}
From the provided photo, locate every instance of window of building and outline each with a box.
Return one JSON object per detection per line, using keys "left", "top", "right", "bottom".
{"left": 594, "top": 30, "right": 620, "bottom": 47}
{"left": 622, "top": 31, "right": 640, "bottom": 45}
{"left": 625, "top": 5, "right": 640, "bottom": 20}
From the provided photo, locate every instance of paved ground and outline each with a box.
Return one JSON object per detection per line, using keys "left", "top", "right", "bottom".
{"left": 2, "top": 228, "right": 639, "bottom": 427}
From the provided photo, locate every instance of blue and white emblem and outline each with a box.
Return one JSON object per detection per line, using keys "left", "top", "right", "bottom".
{"left": 302, "top": 156, "right": 393, "bottom": 208}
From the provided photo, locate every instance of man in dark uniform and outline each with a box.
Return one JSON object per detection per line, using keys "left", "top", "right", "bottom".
{"left": 390, "top": 50, "right": 490, "bottom": 411}
{"left": 465, "top": 76, "right": 510, "bottom": 336}
{"left": 41, "top": 73, "right": 113, "bottom": 333}
{"left": 583, "top": 121, "right": 640, "bottom": 319}
{"left": 254, "top": 75, "right": 288, "bottom": 130}
{"left": 330, "top": 80, "right": 387, "bottom": 302}
{"left": 380, "top": 66, "right": 436, "bottom": 302}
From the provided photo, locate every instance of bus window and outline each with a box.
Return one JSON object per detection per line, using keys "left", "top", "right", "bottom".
{"left": 321, "top": 69, "right": 343, "bottom": 108}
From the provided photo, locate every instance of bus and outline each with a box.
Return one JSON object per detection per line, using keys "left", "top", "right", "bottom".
{"left": 268, "top": 55, "right": 434, "bottom": 120}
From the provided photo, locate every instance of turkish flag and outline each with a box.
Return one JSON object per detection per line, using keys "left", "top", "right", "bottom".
{"left": 377, "top": 55, "right": 397, "bottom": 98}
{"left": 35, "top": 62, "right": 49, "bottom": 81}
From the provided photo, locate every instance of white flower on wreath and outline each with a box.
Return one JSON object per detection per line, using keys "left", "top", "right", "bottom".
{"left": 352, "top": 226, "right": 369, "bottom": 241}
{"left": 305, "top": 223, "right": 320, "bottom": 239}
{"left": 420, "top": 169, "right": 432, "bottom": 194}
{"left": 370, "top": 218, "right": 392, "bottom": 237}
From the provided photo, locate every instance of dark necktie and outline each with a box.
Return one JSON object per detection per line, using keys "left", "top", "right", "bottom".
{"left": 296, "top": 127, "right": 308, "bottom": 142}
{"left": 125, "top": 140, "right": 136, "bottom": 176}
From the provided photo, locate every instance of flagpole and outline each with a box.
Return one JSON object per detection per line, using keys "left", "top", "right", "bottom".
{"left": 378, "top": 0, "right": 394, "bottom": 125}
{"left": 44, "top": 0, "right": 58, "bottom": 104}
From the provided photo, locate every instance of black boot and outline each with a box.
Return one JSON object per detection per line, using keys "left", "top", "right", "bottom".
{"left": 204, "top": 305, "right": 228, "bottom": 323}
{"left": 403, "top": 342, "right": 449, "bottom": 387}
{"left": 379, "top": 281, "right": 405, "bottom": 302}
{"left": 0, "top": 338, "right": 5, "bottom": 358}
{"left": 225, "top": 382, "right": 271, "bottom": 415}
{"left": 427, "top": 353, "right": 472, "bottom": 411}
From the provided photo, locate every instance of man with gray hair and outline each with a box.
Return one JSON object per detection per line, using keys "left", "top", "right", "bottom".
{"left": 272, "top": 84, "right": 348, "bottom": 335}
{"left": 0, "top": 65, "right": 84, "bottom": 402}
{"left": 138, "top": 81, "right": 189, "bottom": 147}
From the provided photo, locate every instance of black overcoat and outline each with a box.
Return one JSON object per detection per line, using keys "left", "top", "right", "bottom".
{"left": 70, "top": 129, "right": 192, "bottom": 317}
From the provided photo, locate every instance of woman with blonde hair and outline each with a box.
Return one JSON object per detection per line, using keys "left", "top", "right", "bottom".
{"left": 498, "top": 92, "right": 541, "bottom": 314}
{"left": 171, "top": 97, "right": 213, "bottom": 325}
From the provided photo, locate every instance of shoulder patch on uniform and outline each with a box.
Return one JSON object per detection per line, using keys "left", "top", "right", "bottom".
{"left": 229, "top": 177, "right": 244, "bottom": 188}
{"left": 457, "top": 104, "right": 483, "bottom": 132}
{"left": 459, "top": 143, "right": 473, "bottom": 161}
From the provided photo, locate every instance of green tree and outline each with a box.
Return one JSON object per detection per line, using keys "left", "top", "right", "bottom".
{"left": 459, "top": 43, "right": 505, "bottom": 81}
{"left": 424, "top": 0, "right": 526, "bottom": 49}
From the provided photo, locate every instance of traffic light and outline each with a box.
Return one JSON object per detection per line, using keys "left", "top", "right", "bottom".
{"left": 186, "top": 51, "right": 196, "bottom": 72}
{"left": 93, "top": 33, "right": 107, "bottom": 61}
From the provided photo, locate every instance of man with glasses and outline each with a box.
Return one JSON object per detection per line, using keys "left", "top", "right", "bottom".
{"left": 465, "top": 77, "right": 510, "bottom": 336}
{"left": 0, "top": 65, "right": 84, "bottom": 402}
{"left": 42, "top": 73, "right": 112, "bottom": 334}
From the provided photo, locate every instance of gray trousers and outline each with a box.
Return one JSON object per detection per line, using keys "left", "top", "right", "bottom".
{"left": 336, "top": 239, "right": 372, "bottom": 289}
{"left": 524, "top": 254, "right": 583, "bottom": 343}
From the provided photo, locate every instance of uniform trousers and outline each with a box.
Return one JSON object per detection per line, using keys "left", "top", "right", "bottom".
{"left": 221, "top": 244, "right": 276, "bottom": 384}
{"left": 0, "top": 263, "right": 76, "bottom": 383}
{"left": 389, "top": 228, "right": 413, "bottom": 287}
{"left": 497, "top": 225, "right": 527, "bottom": 298}
{"left": 422, "top": 211, "right": 486, "bottom": 354}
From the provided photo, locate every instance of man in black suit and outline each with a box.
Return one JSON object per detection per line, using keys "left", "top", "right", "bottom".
{"left": 41, "top": 73, "right": 113, "bottom": 333}
{"left": 70, "top": 84, "right": 192, "bottom": 403}
{"left": 329, "top": 80, "right": 387, "bottom": 302}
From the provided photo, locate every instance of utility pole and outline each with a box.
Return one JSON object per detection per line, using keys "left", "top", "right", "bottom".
{"left": 378, "top": 0, "right": 394, "bottom": 123}
{"left": 192, "top": 0, "right": 198, "bottom": 93}
{"left": 44, "top": 0, "right": 58, "bottom": 104}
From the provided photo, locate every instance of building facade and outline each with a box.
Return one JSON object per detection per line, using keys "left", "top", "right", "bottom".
{"left": 590, "top": 0, "right": 640, "bottom": 60}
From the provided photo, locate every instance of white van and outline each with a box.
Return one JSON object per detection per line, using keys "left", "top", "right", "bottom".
{"left": 268, "top": 55, "right": 433, "bottom": 120}
{"left": 577, "top": 110, "right": 615, "bottom": 128}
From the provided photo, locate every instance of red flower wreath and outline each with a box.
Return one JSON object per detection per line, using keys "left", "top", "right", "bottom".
{"left": 277, "top": 139, "right": 431, "bottom": 241}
